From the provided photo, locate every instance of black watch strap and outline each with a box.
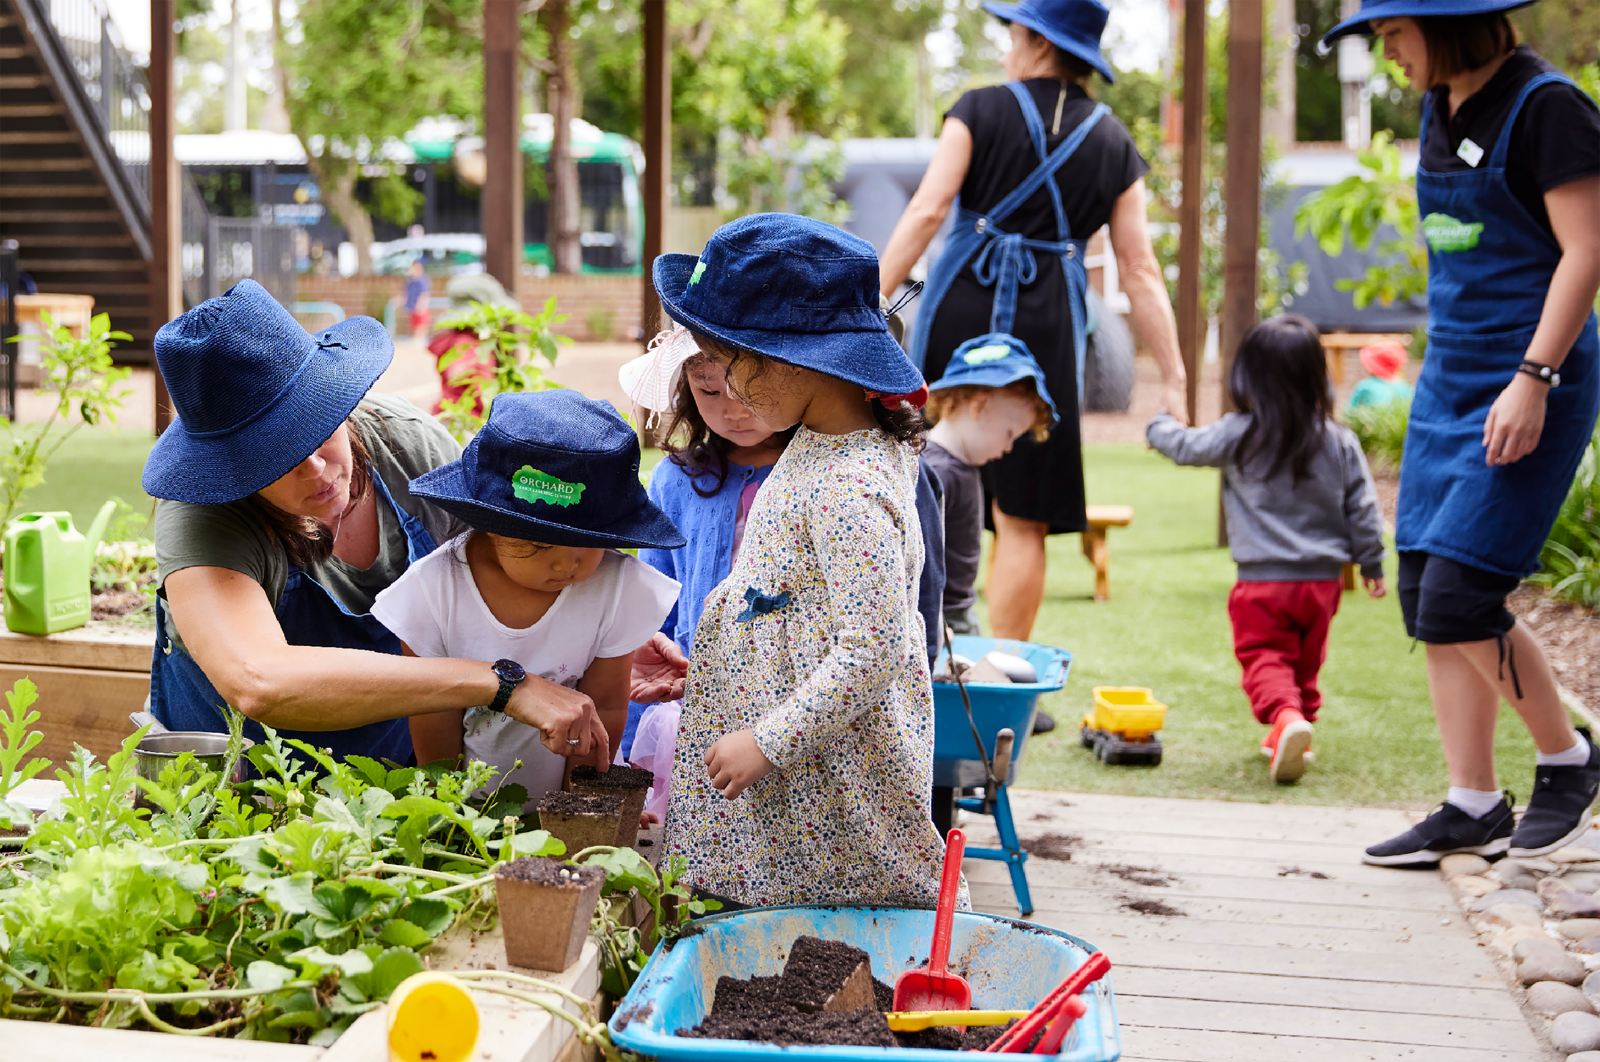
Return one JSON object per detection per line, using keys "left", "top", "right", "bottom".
{"left": 487, "top": 658, "right": 526, "bottom": 713}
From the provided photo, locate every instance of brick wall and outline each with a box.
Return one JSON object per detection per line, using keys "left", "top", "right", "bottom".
{"left": 294, "top": 273, "right": 644, "bottom": 342}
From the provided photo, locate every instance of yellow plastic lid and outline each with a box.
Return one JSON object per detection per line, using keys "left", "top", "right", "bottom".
{"left": 387, "top": 973, "right": 480, "bottom": 1062}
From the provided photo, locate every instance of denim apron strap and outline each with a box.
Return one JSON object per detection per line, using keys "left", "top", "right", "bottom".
{"left": 1395, "top": 70, "right": 1600, "bottom": 579}
{"left": 151, "top": 464, "right": 437, "bottom": 766}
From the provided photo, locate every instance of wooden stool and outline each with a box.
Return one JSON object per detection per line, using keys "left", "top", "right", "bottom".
{"left": 1319, "top": 332, "right": 1411, "bottom": 386}
{"left": 1082, "top": 504, "right": 1133, "bottom": 602}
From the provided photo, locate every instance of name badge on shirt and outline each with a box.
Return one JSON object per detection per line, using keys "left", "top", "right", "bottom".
{"left": 1456, "top": 138, "right": 1485, "bottom": 168}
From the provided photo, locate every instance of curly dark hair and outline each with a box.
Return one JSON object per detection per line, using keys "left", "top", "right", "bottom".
{"left": 687, "top": 331, "right": 925, "bottom": 452}
{"left": 661, "top": 360, "right": 797, "bottom": 497}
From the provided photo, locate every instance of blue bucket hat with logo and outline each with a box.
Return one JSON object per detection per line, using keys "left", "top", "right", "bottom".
{"left": 652, "top": 213, "right": 924, "bottom": 399}
{"left": 1321, "top": 0, "right": 1538, "bottom": 45}
{"left": 142, "top": 278, "right": 393, "bottom": 505}
{"left": 983, "top": 0, "right": 1116, "bottom": 83}
{"left": 931, "top": 333, "right": 1059, "bottom": 427}
{"left": 409, "top": 389, "right": 684, "bottom": 551}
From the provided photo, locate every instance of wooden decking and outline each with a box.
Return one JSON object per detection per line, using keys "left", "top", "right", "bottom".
{"left": 961, "top": 789, "right": 1554, "bottom": 1062}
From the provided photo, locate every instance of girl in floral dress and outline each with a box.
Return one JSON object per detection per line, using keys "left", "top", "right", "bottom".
{"left": 654, "top": 213, "right": 955, "bottom": 908}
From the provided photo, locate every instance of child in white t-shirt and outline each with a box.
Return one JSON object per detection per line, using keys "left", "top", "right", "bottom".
{"left": 372, "top": 390, "right": 684, "bottom": 800}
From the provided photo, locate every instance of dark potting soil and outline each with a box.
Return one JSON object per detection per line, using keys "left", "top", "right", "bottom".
{"left": 779, "top": 936, "right": 872, "bottom": 1012}
{"left": 1021, "top": 833, "right": 1080, "bottom": 861}
{"left": 1121, "top": 896, "right": 1185, "bottom": 917}
{"left": 537, "top": 791, "right": 624, "bottom": 816}
{"left": 1106, "top": 864, "right": 1175, "bottom": 887}
{"left": 570, "top": 764, "right": 653, "bottom": 791}
{"left": 493, "top": 856, "right": 604, "bottom": 888}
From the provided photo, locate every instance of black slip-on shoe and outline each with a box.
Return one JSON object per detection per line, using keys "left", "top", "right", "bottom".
{"left": 1509, "top": 728, "right": 1600, "bottom": 858}
{"left": 1362, "top": 794, "right": 1514, "bottom": 866}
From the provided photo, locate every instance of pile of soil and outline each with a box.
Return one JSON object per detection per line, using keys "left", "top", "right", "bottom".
{"left": 537, "top": 791, "right": 622, "bottom": 816}
{"left": 680, "top": 935, "right": 1018, "bottom": 1051}
{"left": 569, "top": 764, "right": 653, "bottom": 791}
{"left": 492, "top": 856, "right": 603, "bottom": 889}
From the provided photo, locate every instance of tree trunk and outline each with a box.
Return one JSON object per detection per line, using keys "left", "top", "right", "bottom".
{"left": 309, "top": 155, "right": 375, "bottom": 275}
{"left": 262, "top": 0, "right": 290, "bottom": 135}
{"left": 546, "top": 0, "right": 582, "bottom": 274}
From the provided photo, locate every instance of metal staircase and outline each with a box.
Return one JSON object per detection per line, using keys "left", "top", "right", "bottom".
{"left": 0, "top": 0, "right": 154, "bottom": 361}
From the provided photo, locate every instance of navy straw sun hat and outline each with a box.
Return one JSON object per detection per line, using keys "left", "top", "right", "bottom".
{"left": 931, "top": 333, "right": 1059, "bottom": 427}
{"left": 409, "top": 390, "right": 684, "bottom": 551}
{"left": 651, "top": 213, "right": 924, "bottom": 399}
{"left": 142, "top": 279, "right": 394, "bottom": 505}
{"left": 982, "top": 0, "right": 1116, "bottom": 83}
{"left": 1322, "top": 0, "right": 1540, "bottom": 45}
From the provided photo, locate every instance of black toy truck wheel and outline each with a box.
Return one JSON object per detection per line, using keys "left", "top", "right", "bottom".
{"left": 1079, "top": 725, "right": 1095, "bottom": 749}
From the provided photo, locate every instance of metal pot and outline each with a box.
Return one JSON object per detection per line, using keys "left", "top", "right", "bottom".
{"left": 134, "top": 731, "right": 252, "bottom": 785}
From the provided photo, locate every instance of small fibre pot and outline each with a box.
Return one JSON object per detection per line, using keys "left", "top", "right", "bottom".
{"left": 494, "top": 856, "right": 606, "bottom": 972}
{"left": 537, "top": 790, "right": 626, "bottom": 858}
{"left": 569, "top": 764, "right": 653, "bottom": 847}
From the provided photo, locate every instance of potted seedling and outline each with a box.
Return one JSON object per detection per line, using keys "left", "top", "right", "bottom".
{"left": 494, "top": 856, "right": 608, "bottom": 972}
{"left": 537, "top": 790, "right": 626, "bottom": 857}
{"left": 569, "top": 764, "right": 653, "bottom": 846}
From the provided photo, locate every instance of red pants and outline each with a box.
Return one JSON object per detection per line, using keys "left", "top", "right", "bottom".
{"left": 1227, "top": 580, "right": 1343, "bottom": 725}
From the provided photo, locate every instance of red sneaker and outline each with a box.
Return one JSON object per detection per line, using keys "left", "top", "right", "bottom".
{"left": 1260, "top": 707, "right": 1314, "bottom": 783}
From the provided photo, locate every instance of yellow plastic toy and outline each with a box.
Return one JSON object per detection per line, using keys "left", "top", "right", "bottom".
{"left": 1080, "top": 686, "right": 1167, "bottom": 765}
{"left": 387, "top": 972, "right": 480, "bottom": 1062}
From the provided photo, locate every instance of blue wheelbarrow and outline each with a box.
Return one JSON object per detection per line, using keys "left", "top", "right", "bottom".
{"left": 934, "top": 636, "right": 1073, "bottom": 917}
{"left": 609, "top": 905, "right": 1120, "bottom": 1062}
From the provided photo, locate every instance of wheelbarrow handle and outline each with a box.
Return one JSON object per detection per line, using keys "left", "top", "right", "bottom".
{"left": 991, "top": 728, "right": 1015, "bottom": 788}
{"left": 985, "top": 951, "right": 1110, "bottom": 1053}
{"left": 929, "top": 828, "right": 965, "bottom": 973}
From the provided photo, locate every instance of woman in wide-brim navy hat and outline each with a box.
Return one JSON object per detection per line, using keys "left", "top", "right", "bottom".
{"left": 1327, "top": 2, "right": 1600, "bottom": 867}
{"left": 877, "top": 0, "right": 1188, "bottom": 645}
{"left": 143, "top": 280, "right": 681, "bottom": 766}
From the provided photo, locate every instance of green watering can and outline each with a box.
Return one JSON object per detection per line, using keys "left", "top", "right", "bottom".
{"left": 3, "top": 501, "right": 117, "bottom": 636}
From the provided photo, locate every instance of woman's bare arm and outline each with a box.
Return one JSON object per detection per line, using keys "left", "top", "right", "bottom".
{"left": 164, "top": 564, "right": 607, "bottom": 761}
{"left": 400, "top": 644, "right": 465, "bottom": 767}
{"left": 1108, "top": 178, "right": 1189, "bottom": 424}
{"left": 879, "top": 117, "right": 973, "bottom": 299}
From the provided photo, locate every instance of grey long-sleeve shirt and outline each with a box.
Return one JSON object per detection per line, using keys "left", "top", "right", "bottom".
{"left": 1146, "top": 412, "right": 1386, "bottom": 582}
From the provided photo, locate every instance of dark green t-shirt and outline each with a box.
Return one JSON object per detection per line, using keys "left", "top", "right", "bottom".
{"left": 154, "top": 393, "right": 463, "bottom": 653}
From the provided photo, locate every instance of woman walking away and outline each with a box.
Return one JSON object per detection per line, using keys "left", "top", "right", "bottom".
{"left": 1319, "top": 0, "right": 1600, "bottom": 865}
{"left": 878, "top": 0, "right": 1188, "bottom": 642}
{"left": 655, "top": 213, "right": 956, "bottom": 910}
{"left": 1148, "top": 316, "right": 1387, "bottom": 784}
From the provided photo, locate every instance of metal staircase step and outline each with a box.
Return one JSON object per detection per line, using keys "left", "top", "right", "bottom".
{"left": 0, "top": 184, "right": 109, "bottom": 196}
{"left": 0, "top": 45, "right": 25, "bottom": 58}
{"left": 19, "top": 258, "right": 146, "bottom": 271}
{"left": 0, "top": 75, "right": 48, "bottom": 89}
{"left": 0, "top": 209, "right": 120, "bottom": 221}
{"left": 0, "top": 157, "right": 93, "bottom": 171}
{"left": 0, "top": 131, "right": 77, "bottom": 143}
{"left": 0, "top": 104, "right": 64, "bottom": 116}
{"left": 4, "top": 233, "right": 134, "bottom": 246}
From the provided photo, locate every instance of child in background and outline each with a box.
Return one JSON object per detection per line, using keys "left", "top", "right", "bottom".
{"left": 1147, "top": 314, "right": 1387, "bottom": 784}
{"left": 922, "top": 332, "right": 1058, "bottom": 637}
{"left": 654, "top": 213, "right": 954, "bottom": 908}
{"left": 404, "top": 259, "right": 431, "bottom": 337}
{"left": 371, "top": 389, "right": 683, "bottom": 803}
{"left": 1346, "top": 341, "right": 1413, "bottom": 411}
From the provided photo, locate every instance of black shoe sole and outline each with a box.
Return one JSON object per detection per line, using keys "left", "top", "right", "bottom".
{"left": 1508, "top": 812, "right": 1593, "bottom": 859}
{"left": 1361, "top": 836, "right": 1510, "bottom": 867}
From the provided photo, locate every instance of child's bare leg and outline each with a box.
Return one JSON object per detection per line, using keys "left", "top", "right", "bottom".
{"left": 1427, "top": 643, "right": 1505, "bottom": 791}
{"left": 988, "top": 503, "right": 1047, "bottom": 641}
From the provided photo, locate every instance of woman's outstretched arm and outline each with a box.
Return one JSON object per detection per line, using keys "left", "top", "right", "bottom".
{"left": 1109, "top": 177, "right": 1189, "bottom": 424}
{"left": 879, "top": 117, "right": 973, "bottom": 299}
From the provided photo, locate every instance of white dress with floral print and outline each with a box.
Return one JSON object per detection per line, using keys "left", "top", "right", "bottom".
{"left": 663, "top": 425, "right": 951, "bottom": 907}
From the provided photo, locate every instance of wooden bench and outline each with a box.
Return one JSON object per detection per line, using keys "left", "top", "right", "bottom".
{"left": 1082, "top": 504, "right": 1133, "bottom": 602}
{"left": 1319, "top": 332, "right": 1412, "bottom": 386}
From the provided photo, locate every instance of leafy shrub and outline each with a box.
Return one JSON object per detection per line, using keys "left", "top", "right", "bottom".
{"left": 586, "top": 304, "right": 615, "bottom": 342}
{"left": 433, "top": 297, "right": 572, "bottom": 443}
{"left": 1533, "top": 420, "right": 1600, "bottom": 607}
{"left": 1345, "top": 397, "right": 1410, "bottom": 473}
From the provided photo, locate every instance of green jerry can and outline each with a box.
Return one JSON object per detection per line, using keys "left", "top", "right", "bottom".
{"left": 3, "top": 501, "right": 117, "bottom": 636}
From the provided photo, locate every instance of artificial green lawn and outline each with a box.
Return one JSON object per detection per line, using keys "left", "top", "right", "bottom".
{"left": 15, "top": 430, "right": 1561, "bottom": 809}
{"left": 1002, "top": 443, "right": 1558, "bottom": 810}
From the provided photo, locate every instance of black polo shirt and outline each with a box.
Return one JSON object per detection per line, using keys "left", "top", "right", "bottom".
{"left": 1421, "top": 46, "right": 1600, "bottom": 237}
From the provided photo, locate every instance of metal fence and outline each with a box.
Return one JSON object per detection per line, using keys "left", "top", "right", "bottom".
{"left": 0, "top": 241, "right": 19, "bottom": 422}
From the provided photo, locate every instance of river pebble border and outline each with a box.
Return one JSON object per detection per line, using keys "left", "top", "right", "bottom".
{"left": 1443, "top": 828, "right": 1600, "bottom": 1058}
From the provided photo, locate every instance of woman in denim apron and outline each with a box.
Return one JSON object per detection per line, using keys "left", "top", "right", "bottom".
{"left": 1316, "top": 3, "right": 1600, "bottom": 865}
{"left": 142, "top": 281, "right": 647, "bottom": 766}
{"left": 879, "top": 0, "right": 1187, "bottom": 643}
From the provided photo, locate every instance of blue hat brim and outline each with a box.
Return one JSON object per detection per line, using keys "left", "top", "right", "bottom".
{"left": 408, "top": 462, "right": 687, "bottom": 551}
{"left": 141, "top": 314, "right": 395, "bottom": 505}
{"left": 982, "top": 1, "right": 1116, "bottom": 83}
{"left": 1320, "top": 0, "right": 1538, "bottom": 45}
{"left": 652, "top": 253, "right": 924, "bottom": 396}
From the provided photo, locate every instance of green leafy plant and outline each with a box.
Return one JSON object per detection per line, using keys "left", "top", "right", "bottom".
{"left": 1345, "top": 396, "right": 1411, "bottom": 474}
{"left": 1293, "top": 132, "right": 1428, "bottom": 311}
{"left": 0, "top": 679, "right": 46, "bottom": 830}
{"left": 1533, "top": 420, "right": 1600, "bottom": 608}
{"left": 573, "top": 845, "right": 719, "bottom": 997}
{"left": 1, "top": 312, "right": 132, "bottom": 532}
{"left": 433, "top": 298, "right": 572, "bottom": 443}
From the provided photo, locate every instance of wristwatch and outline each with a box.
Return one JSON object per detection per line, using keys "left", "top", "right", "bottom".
{"left": 487, "top": 658, "right": 527, "bottom": 713}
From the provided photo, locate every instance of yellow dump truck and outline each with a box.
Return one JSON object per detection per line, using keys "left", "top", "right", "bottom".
{"left": 1080, "top": 687, "right": 1167, "bottom": 766}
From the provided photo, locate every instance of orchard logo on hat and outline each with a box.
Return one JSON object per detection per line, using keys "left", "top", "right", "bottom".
{"left": 963, "top": 344, "right": 1014, "bottom": 366}
{"left": 512, "top": 467, "right": 586, "bottom": 509}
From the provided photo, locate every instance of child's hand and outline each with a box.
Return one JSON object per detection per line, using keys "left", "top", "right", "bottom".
{"left": 704, "top": 729, "right": 775, "bottom": 800}
{"left": 1365, "top": 575, "right": 1387, "bottom": 599}
{"left": 631, "top": 633, "right": 689, "bottom": 703}
{"left": 640, "top": 809, "right": 660, "bottom": 828}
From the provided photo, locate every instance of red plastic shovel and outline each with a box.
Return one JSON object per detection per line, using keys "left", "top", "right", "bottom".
{"left": 893, "top": 828, "right": 972, "bottom": 1015}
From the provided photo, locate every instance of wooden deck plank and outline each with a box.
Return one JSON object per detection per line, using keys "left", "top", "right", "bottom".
{"left": 1111, "top": 965, "right": 1522, "bottom": 1020}
{"left": 1007, "top": 788, "right": 1418, "bottom": 831}
{"left": 972, "top": 825, "right": 1414, "bottom": 868}
{"left": 1120, "top": 1026, "right": 1551, "bottom": 1062}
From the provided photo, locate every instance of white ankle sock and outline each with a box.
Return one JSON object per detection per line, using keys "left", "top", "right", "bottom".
{"left": 1537, "top": 735, "right": 1591, "bottom": 767}
{"left": 1447, "top": 787, "right": 1504, "bottom": 819}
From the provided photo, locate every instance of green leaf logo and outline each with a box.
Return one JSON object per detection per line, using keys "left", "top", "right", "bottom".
{"left": 962, "top": 343, "right": 1012, "bottom": 365}
{"left": 511, "top": 466, "right": 585, "bottom": 508}
{"left": 1422, "top": 213, "right": 1484, "bottom": 253}
{"left": 689, "top": 259, "right": 707, "bottom": 285}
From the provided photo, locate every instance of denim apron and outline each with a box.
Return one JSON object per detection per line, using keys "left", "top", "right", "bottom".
{"left": 910, "top": 82, "right": 1108, "bottom": 408}
{"left": 1396, "top": 72, "right": 1600, "bottom": 578}
{"left": 150, "top": 466, "right": 432, "bottom": 764}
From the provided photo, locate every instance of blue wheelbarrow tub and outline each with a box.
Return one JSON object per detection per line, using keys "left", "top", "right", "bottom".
{"left": 609, "top": 905, "right": 1119, "bottom": 1062}
{"left": 934, "top": 637, "right": 1072, "bottom": 788}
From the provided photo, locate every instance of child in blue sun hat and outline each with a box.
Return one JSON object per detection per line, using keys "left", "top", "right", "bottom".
{"left": 923, "top": 332, "right": 1057, "bottom": 639}
{"left": 654, "top": 212, "right": 962, "bottom": 910}
{"left": 371, "top": 389, "right": 684, "bottom": 807}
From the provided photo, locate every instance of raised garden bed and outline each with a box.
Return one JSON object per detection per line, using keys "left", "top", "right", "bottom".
{"left": 0, "top": 621, "right": 153, "bottom": 766}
